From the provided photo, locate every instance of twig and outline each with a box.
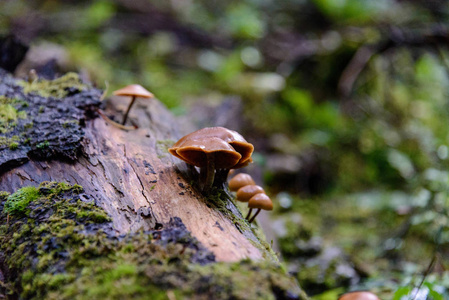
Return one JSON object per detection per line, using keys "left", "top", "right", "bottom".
{"left": 97, "top": 109, "right": 137, "bottom": 130}
{"left": 338, "top": 45, "right": 375, "bottom": 97}
{"left": 338, "top": 26, "right": 449, "bottom": 97}
{"left": 411, "top": 255, "right": 436, "bottom": 300}
{"left": 99, "top": 81, "right": 109, "bottom": 101}
{"left": 412, "top": 227, "right": 443, "bottom": 300}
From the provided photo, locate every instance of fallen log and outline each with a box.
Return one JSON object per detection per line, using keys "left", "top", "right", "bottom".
{"left": 0, "top": 70, "right": 307, "bottom": 299}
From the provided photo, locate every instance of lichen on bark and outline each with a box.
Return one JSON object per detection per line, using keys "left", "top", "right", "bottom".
{"left": 0, "top": 182, "right": 306, "bottom": 300}
{"left": 0, "top": 70, "right": 102, "bottom": 173}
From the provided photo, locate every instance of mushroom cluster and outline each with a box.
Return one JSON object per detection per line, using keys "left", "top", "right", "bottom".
{"left": 229, "top": 173, "right": 273, "bottom": 223}
{"left": 169, "top": 127, "right": 254, "bottom": 191}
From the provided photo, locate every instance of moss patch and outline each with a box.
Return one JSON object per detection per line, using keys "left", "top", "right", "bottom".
{"left": 3, "top": 186, "right": 40, "bottom": 216}
{"left": 0, "top": 135, "right": 19, "bottom": 148}
{"left": 0, "top": 182, "right": 305, "bottom": 300}
{"left": 205, "top": 187, "right": 281, "bottom": 263}
{"left": 18, "top": 72, "right": 88, "bottom": 99}
{"left": 0, "top": 71, "right": 102, "bottom": 172}
{"left": 0, "top": 103, "right": 27, "bottom": 134}
{"left": 156, "top": 139, "right": 175, "bottom": 158}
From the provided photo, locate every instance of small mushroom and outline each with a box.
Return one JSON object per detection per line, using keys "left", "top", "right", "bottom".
{"left": 236, "top": 185, "right": 265, "bottom": 202}
{"left": 228, "top": 173, "right": 256, "bottom": 192}
{"left": 169, "top": 137, "right": 242, "bottom": 190}
{"left": 113, "top": 84, "right": 154, "bottom": 125}
{"left": 247, "top": 193, "right": 273, "bottom": 223}
{"left": 338, "top": 291, "right": 380, "bottom": 300}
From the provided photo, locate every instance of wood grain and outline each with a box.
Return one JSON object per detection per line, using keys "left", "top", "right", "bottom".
{"left": 0, "top": 96, "right": 272, "bottom": 262}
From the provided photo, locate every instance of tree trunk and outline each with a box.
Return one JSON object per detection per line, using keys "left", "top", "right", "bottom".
{"left": 0, "top": 71, "right": 307, "bottom": 299}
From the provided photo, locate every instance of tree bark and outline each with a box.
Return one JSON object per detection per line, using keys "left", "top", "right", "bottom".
{"left": 1, "top": 94, "right": 273, "bottom": 262}
{"left": 0, "top": 72, "right": 307, "bottom": 299}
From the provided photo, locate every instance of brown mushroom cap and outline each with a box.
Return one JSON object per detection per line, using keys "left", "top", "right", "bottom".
{"left": 170, "top": 127, "right": 253, "bottom": 168}
{"left": 113, "top": 84, "right": 154, "bottom": 98}
{"left": 248, "top": 193, "right": 273, "bottom": 210}
{"left": 236, "top": 185, "right": 265, "bottom": 202}
{"left": 172, "top": 137, "right": 242, "bottom": 169}
{"left": 228, "top": 173, "right": 256, "bottom": 192}
{"left": 338, "top": 291, "right": 380, "bottom": 300}
{"left": 233, "top": 157, "right": 253, "bottom": 169}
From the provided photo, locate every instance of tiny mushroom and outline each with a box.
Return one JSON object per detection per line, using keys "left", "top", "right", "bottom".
{"left": 338, "top": 291, "right": 380, "bottom": 300}
{"left": 247, "top": 193, "right": 273, "bottom": 223}
{"left": 113, "top": 84, "right": 154, "bottom": 125}
{"left": 236, "top": 185, "right": 265, "bottom": 202}
{"left": 229, "top": 173, "right": 256, "bottom": 192}
{"left": 169, "top": 127, "right": 254, "bottom": 191}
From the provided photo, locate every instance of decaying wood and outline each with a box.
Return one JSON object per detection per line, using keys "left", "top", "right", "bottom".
{"left": 0, "top": 95, "right": 274, "bottom": 262}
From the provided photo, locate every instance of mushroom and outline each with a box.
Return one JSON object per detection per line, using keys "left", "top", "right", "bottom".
{"left": 169, "top": 137, "right": 242, "bottom": 190}
{"left": 113, "top": 84, "right": 154, "bottom": 125}
{"left": 170, "top": 127, "right": 254, "bottom": 169}
{"left": 228, "top": 173, "right": 256, "bottom": 192}
{"left": 169, "top": 127, "right": 254, "bottom": 190}
{"left": 338, "top": 291, "right": 380, "bottom": 300}
{"left": 236, "top": 185, "right": 265, "bottom": 202}
{"left": 247, "top": 193, "right": 273, "bottom": 223}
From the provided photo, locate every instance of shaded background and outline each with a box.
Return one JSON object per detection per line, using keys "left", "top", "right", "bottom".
{"left": 2, "top": 0, "right": 449, "bottom": 298}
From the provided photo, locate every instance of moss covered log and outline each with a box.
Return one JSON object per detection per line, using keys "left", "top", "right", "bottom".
{"left": 0, "top": 70, "right": 281, "bottom": 262}
{"left": 0, "top": 70, "right": 101, "bottom": 172}
{"left": 0, "top": 182, "right": 306, "bottom": 300}
{"left": 0, "top": 69, "right": 308, "bottom": 298}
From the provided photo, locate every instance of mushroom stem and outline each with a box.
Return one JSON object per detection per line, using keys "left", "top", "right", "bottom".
{"left": 202, "top": 153, "right": 215, "bottom": 191}
{"left": 186, "top": 164, "right": 198, "bottom": 180}
{"left": 215, "top": 169, "right": 230, "bottom": 188}
{"left": 248, "top": 209, "right": 261, "bottom": 223}
{"left": 122, "top": 96, "right": 137, "bottom": 125}
{"left": 245, "top": 208, "right": 253, "bottom": 220}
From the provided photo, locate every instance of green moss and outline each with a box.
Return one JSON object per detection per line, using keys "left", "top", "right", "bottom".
{"left": 0, "top": 103, "right": 27, "bottom": 133}
{"left": 0, "top": 191, "right": 10, "bottom": 199}
{"left": 0, "top": 181, "right": 304, "bottom": 300}
{"left": 205, "top": 188, "right": 280, "bottom": 263}
{"left": 4, "top": 186, "right": 40, "bottom": 216}
{"left": 62, "top": 120, "right": 78, "bottom": 128}
{"left": 36, "top": 140, "right": 50, "bottom": 149}
{"left": 9, "top": 141, "right": 19, "bottom": 150}
{"left": 0, "top": 134, "right": 20, "bottom": 147}
{"left": 0, "top": 95, "right": 27, "bottom": 106}
{"left": 156, "top": 139, "right": 175, "bottom": 158}
{"left": 278, "top": 219, "right": 314, "bottom": 259}
{"left": 0, "top": 95, "right": 12, "bottom": 105}
{"left": 206, "top": 188, "right": 251, "bottom": 232}
{"left": 0, "top": 95, "right": 28, "bottom": 148}
{"left": 57, "top": 257, "right": 303, "bottom": 300}
{"left": 0, "top": 104, "right": 17, "bottom": 122}
{"left": 18, "top": 72, "right": 88, "bottom": 99}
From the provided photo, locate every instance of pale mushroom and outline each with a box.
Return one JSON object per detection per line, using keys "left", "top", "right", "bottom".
{"left": 113, "top": 84, "right": 154, "bottom": 125}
